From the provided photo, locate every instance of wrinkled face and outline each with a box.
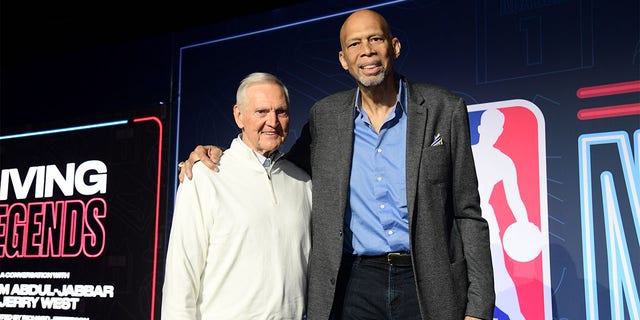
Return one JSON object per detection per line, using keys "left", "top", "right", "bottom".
{"left": 234, "top": 82, "right": 289, "bottom": 157}
{"left": 338, "top": 10, "right": 400, "bottom": 87}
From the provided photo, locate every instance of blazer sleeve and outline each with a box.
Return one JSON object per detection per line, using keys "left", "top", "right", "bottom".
{"left": 450, "top": 97, "right": 496, "bottom": 318}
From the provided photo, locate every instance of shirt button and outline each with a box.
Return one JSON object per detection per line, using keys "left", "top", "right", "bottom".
{"left": 377, "top": 148, "right": 382, "bottom": 153}
{"left": 380, "top": 204, "right": 385, "bottom": 209}
{"left": 388, "top": 230, "right": 394, "bottom": 235}
{"left": 376, "top": 176, "right": 382, "bottom": 182}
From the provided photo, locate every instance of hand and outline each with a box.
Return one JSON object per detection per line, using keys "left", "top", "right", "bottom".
{"left": 178, "top": 145, "right": 224, "bottom": 182}
{"left": 464, "top": 316, "right": 482, "bottom": 320}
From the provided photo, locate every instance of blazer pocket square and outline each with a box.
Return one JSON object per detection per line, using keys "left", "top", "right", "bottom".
{"left": 431, "top": 133, "right": 443, "bottom": 146}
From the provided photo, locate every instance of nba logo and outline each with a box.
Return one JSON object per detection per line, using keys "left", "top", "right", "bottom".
{"left": 468, "top": 99, "right": 552, "bottom": 319}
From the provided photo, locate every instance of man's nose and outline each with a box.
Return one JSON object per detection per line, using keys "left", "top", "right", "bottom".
{"left": 361, "top": 42, "right": 375, "bottom": 54}
{"left": 265, "top": 111, "right": 279, "bottom": 126}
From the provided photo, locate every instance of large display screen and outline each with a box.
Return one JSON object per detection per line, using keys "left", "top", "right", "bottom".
{"left": 0, "top": 113, "right": 166, "bottom": 320}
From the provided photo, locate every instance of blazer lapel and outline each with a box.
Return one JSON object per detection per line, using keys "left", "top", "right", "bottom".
{"left": 317, "top": 92, "right": 356, "bottom": 221}
{"left": 405, "top": 84, "right": 428, "bottom": 220}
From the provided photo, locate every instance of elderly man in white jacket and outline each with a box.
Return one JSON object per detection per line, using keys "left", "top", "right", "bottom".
{"left": 161, "top": 72, "right": 312, "bottom": 319}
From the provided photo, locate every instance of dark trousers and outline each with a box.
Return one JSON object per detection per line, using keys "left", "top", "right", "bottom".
{"left": 330, "top": 254, "right": 421, "bottom": 320}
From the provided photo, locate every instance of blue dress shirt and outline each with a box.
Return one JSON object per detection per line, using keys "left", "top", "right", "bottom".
{"left": 345, "top": 79, "right": 410, "bottom": 256}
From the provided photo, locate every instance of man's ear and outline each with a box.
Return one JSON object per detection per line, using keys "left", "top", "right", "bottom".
{"left": 338, "top": 51, "right": 348, "bottom": 70}
{"left": 392, "top": 38, "right": 401, "bottom": 59}
{"left": 233, "top": 105, "right": 244, "bottom": 129}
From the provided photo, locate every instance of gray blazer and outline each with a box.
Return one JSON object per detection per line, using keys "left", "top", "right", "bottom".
{"left": 287, "top": 79, "right": 495, "bottom": 320}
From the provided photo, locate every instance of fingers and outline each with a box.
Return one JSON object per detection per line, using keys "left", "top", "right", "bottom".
{"left": 178, "top": 145, "right": 223, "bottom": 183}
{"left": 198, "top": 156, "right": 219, "bottom": 172}
{"left": 178, "top": 146, "right": 206, "bottom": 182}
{"left": 178, "top": 162, "right": 187, "bottom": 183}
{"left": 208, "top": 146, "right": 223, "bottom": 162}
{"left": 184, "top": 147, "right": 203, "bottom": 178}
{"left": 200, "top": 145, "right": 221, "bottom": 172}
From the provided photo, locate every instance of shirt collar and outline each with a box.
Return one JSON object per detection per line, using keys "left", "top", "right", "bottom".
{"left": 237, "top": 134, "right": 280, "bottom": 168}
{"left": 354, "top": 75, "right": 408, "bottom": 116}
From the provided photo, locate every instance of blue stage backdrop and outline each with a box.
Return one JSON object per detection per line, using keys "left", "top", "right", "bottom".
{"left": 174, "top": 1, "right": 639, "bottom": 319}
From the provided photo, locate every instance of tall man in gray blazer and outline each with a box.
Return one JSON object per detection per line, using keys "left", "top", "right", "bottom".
{"left": 180, "top": 9, "right": 495, "bottom": 320}
{"left": 288, "top": 9, "right": 494, "bottom": 320}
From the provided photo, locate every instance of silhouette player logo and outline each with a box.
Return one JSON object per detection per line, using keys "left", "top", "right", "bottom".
{"left": 468, "top": 99, "right": 551, "bottom": 320}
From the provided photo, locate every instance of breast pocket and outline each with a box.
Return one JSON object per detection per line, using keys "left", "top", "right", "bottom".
{"left": 424, "top": 144, "right": 451, "bottom": 183}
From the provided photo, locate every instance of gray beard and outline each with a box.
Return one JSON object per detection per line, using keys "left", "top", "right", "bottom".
{"left": 358, "top": 70, "right": 386, "bottom": 87}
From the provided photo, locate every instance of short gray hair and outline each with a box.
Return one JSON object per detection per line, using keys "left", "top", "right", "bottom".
{"left": 236, "top": 72, "right": 290, "bottom": 110}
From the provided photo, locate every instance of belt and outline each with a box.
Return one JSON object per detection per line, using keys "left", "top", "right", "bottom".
{"left": 358, "top": 252, "right": 412, "bottom": 267}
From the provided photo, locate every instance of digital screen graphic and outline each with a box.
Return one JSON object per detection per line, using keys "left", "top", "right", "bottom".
{"left": 0, "top": 115, "right": 166, "bottom": 320}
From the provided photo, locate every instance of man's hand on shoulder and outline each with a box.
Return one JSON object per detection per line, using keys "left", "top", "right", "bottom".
{"left": 178, "top": 145, "right": 224, "bottom": 182}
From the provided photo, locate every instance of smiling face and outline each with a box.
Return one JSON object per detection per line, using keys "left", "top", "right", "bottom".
{"left": 234, "top": 81, "right": 289, "bottom": 158}
{"left": 338, "top": 10, "right": 400, "bottom": 88}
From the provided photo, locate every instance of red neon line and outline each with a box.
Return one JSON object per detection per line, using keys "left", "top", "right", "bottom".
{"left": 576, "top": 80, "right": 640, "bottom": 98}
{"left": 134, "top": 116, "right": 163, "bottom": 320}
{"left": 577, "top": 103, "right": 640, "bottom": 120}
